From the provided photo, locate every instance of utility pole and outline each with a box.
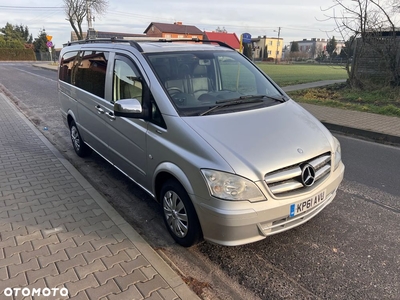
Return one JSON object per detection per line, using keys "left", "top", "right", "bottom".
{"left": 275, "top": 27, "right": 281, "bottom": 64}
{"left": 86, "top": 0, "right": 96, "bottom": 39}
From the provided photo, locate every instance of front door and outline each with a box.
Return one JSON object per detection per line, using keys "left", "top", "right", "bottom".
{"left": 103, "top": 54, "right": 148, "bottom": 186}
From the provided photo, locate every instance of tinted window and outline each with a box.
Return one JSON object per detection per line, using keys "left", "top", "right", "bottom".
{"left": 75, "top": 51, "right": 109, "bottom": 98}
{"left": 60, "top": 50, "right": 109, "bottom": 98}
{"left": 59, "top": 51, "right": 79, "bottom": 84}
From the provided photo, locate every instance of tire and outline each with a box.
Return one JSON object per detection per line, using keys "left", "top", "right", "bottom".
{"left": 69, "top": 120, "right": 92, "bottom": 157}
{"left": 160, "top": 179, "right": 202, "bottom": 247}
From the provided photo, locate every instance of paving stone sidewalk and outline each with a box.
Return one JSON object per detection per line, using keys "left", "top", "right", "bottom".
{"left": 281, "top": 82, "right": 400, "bottom": 146}
{"left": 0, "top": 92, "right": 199, "bottom": 300}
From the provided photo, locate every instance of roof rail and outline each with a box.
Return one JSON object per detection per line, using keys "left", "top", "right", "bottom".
{"left": 64, "top": 37, "right": 234, "bottom": 52}
{"left": 65, "top": 37, "right": 144, "bottom": 52}
{"left": 157, "top": 37, "right": 234, "bottom": 50}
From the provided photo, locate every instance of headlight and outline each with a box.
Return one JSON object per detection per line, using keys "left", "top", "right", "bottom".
{"left": 201, "top": 169, "right": 265, "bottom": 201}
{"left": 333, "top": 137, "right": 342, "bottom": 171}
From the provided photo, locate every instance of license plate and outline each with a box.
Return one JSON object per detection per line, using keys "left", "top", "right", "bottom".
{"left": 289, "top": 190, "right": 326, "bottom": 217}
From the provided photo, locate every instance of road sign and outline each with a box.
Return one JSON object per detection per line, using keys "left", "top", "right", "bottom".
{"left": 46, "top": 41, "right": 53, "bottom": 47}
{"left": 46, "top": 35, "right": 52, "bottom": 41}
{"left": 242, "top": 33, "right": 252, "bottom": 44}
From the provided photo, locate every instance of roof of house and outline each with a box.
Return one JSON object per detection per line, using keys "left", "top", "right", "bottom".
{"left": 203, "top": 31, "right": 240, "bottom": 49}
{"left": 143, "top": 22, "right": 203, "bottom": 35}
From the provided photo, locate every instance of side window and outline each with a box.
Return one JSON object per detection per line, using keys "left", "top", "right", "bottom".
{"left": 113, "top": 58, "right": 143, "bottom": 103}
{"left": 113, "top": 56, "right": 166, "bottom": 128}
{"left": 59, "top": 51, "right": 79, "bottom": 84}
{"left": 74, "top": 51, "right": 109, "bottom": 98}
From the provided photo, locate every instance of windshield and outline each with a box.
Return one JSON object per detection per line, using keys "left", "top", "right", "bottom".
{"left": 146, "top": 50, "right": 285, "bottom": 116}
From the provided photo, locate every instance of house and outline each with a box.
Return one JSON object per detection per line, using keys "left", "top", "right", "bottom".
{"left": 288, "top": 38, "right": 345, "bottom": 60}
{"left": 251, "top": 36, "right": 284, "bottom": 62}
{"left": 203, "top": 31, "right": 240, "bottom": 51}
{"left": 143, "top": 22, "right": 203, "bottom": 39}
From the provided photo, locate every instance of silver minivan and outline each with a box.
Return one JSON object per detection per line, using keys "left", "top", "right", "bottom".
{"left": 58, "top": 38, "right": 344, "bottom": 247}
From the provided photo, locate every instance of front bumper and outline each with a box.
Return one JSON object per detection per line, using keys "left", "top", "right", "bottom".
{"left": 195, "top": 161, "right": 345, "bottom": 246}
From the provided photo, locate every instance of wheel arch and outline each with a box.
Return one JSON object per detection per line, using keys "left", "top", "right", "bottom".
{"left": 66, "top": 110, "right": 77, "bottom": 128}
{"left": 153, "top": 162, "right": 195, "bottom": 204}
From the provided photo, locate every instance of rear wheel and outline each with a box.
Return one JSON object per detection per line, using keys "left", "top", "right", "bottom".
{"left": 160, "top": 179, "right": 202, "bottom": 247}
{"left": 69, "top": 120, "right": 92, "bottom": 157}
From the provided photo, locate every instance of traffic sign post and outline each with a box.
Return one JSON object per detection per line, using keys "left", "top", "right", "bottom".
{"left": 240, "top": 33, "right": 252, "bottom": 53}
{"left": 46, "top": 36, "right": 53, "bottom": 62}
{"left": 242, "top": 33, "right": 252, "bottom": 44}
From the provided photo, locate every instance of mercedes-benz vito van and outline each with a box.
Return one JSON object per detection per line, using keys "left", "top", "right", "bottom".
{"left": 58, "top": 38, "right": 344, "bottom": 247}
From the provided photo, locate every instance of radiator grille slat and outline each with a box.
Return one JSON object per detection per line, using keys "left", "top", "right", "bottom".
{"left": 265, "top": 153, "right": 331, "bottom": 196}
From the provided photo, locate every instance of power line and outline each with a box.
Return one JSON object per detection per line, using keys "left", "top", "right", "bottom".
{"left": 0, "top": 5, "right": 63, "bottom": 9}
{"left": 0, "top": 4, "right": 333, "bottom": 39}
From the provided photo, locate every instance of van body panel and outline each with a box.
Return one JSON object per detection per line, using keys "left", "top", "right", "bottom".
{"left": 195, "top": 162, "right": 344, "bottom": 246}
{"left": 182, "top": 100, "right": 332, "bottom": 180}
{"left": 103, "top": 101, "right": 149, "bottom": 185}
{"left": 58, "top": 40, "right": 344, "bottom": 246}
{"left": 76, "top": 90, "right": 110, "bottom": 156}
{"left": 146, "top": 114, "right": 235, "bottom": 197}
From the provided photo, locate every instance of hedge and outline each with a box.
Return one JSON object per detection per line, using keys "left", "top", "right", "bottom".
{"left": 0, "top": 48, "right": 36, "bottom": 61}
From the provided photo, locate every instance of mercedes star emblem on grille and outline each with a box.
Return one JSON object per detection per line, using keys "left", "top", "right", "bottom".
{"left": 301, "top": 164, "right": 316, "bottom": 187}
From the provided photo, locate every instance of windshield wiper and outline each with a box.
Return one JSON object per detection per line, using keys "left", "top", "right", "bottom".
{"left": 264, "top": 95, "right": 288, "bottom": 103}
{"left": 200, "top": 98, "right": 264, "bottom": 116}
{"left": 200, "top": 94, "right": 288, "bottom": 116}
{"left": 217, "top": 94, "right": 287, "bottom": 104}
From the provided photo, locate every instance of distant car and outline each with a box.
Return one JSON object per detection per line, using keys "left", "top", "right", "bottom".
{"left": 58, "top": 38, "right": 344, "bottom": 247}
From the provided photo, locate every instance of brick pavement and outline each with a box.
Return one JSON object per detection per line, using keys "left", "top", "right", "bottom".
{"left": 281, "top": 82, "right": 400, "bottom": 146}
{"left": 299, "top": 103, "right": 400, "bottom": 145}
{"left": 0, "top": 93, "right": 199, "bottom": 300}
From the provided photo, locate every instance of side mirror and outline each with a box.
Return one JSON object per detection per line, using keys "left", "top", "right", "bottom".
{"left": 114, "top": 99, "right": 144, "bottom": 118}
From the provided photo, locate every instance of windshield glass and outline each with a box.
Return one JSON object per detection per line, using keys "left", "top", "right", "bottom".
{"left": 146, "top": 50, "right": 285, "bottom": 116}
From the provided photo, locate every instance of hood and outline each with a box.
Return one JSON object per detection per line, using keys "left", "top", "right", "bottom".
{"left": 183, "top": 100, "right": 334, "bottom": 180}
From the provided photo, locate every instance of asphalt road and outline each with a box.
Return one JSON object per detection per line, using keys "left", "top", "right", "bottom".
{"left": 1, "top": 62, "right": 399, "bottom": 300}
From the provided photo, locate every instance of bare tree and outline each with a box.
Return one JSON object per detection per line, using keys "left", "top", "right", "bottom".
{"left": 322, "top": 0, "right": 400, "bottom": 87}
{"left": 64, "top": 0, "right": 108, "bottom": 41}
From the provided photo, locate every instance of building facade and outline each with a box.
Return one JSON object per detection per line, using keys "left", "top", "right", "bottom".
{"left": 251, "top": 36, "right": 284, "bottom": 61}
{"left": 289, "top": 38, "right": 345, "bottom": 59}
{"left": 143, "top": 22, "right": 204, "bottom": 39}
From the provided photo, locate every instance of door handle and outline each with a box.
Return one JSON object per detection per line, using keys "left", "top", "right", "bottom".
{"left": 106, "top": 112, "right": 116, "bottom": 121}
{"left": 95, "top": 105, "right": 104, "bottom": 114}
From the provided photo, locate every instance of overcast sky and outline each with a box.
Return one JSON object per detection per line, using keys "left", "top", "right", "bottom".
{"left": 0, "top": 0, "right": 362, "bottom": 48}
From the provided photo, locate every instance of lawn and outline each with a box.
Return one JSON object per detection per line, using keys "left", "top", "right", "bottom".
{"left": 252, "top": 63, "right": 399, "bottom": 118}
{"left": 255, "top": 63, "right": 348, "bottom": 87}
{"left": 287, "top": 83, "right": 400, "bottom": 117}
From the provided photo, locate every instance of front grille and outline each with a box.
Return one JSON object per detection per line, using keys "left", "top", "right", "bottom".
{"left": 264, "top": 152, "right": 331, "bottom": 197}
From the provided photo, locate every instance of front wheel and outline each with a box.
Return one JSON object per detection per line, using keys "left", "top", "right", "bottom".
{"left": 160, "top": 180, "right": 202, "bottom": 247}
{"left": 69, "top": 120, "right": 92, "bottom": 157}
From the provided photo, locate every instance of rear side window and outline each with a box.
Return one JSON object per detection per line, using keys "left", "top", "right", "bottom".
{"left": 59, "top": 50, "right": 109, "bottom": 98}
{"left": 59, "top": 51, "right": 78, "bottom": 84}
